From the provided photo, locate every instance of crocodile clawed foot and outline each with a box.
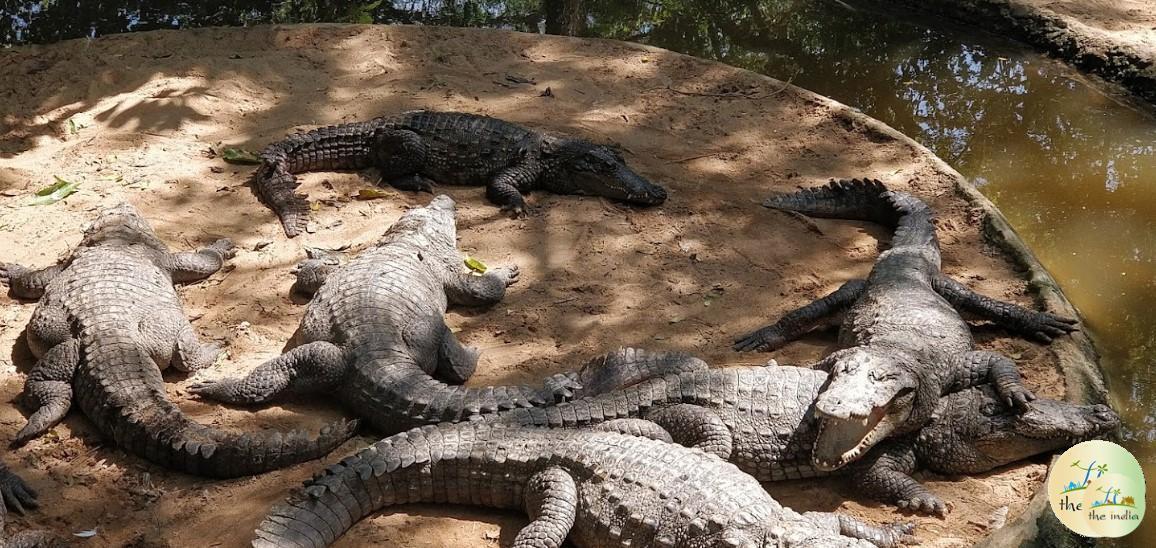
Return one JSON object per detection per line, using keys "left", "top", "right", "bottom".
{"left": 998, "top": 383, "right": 1036, "bottom": 411}
{"left": 187, "top": 379, "right": 234, "bottom": 402}
{"left": 208, "top": 238, "right": 237, "bottom": 260}
{"left": 0, "top": 263, "right": 23, "bottom": 287}
{"left": 491, "top": 265, "right": 520, "bottom": 287}
{"left": 732, "top": 326, "right": 786, "bottom": 353}
{"left": 501, "top": 202, "right": 537, "bottom": 218}
{"left": 1025, "top": 311, "right": 1079, "bottom": 344}
{"left": 888, "top": 521, "right": 918, "bottom": 545}
{"left": 897, "top": 494, "right": 947, "bottom": 517}
{"left": 542, "top": 373, "right": 583, "bottom": 402}
{"left": 0, "top": 468, "right": 39, "bottom": 515}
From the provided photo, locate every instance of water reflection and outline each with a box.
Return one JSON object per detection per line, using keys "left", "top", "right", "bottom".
{"left": 3, "top": 0, "right": 1155, "bottom": 543}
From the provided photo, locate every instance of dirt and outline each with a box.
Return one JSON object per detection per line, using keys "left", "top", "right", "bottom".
{"left": 877, "top": 0, "right": 1156, "bottom": 105}
{"left": 0, "top": 24, "right": 1074, "bottom": 547}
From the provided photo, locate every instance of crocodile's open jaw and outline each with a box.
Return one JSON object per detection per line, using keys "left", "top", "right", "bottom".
{"left": 813, "top": 387, "right": 915, "bottom": 471}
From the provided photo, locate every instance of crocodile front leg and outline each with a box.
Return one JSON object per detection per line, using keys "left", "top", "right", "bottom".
{"left": 848, "top": 439, "right": 946, "bottom": 516}
{"left": 515, "top": 466, "right": 577, "bottom": 548}
{"left": 799, "top": 512, "right": 915, "bottom": 548}
{"left": 734, "top": 279, "right": 866, "bottom": 352}
{"left": 646, "top": 404, "right": 733, "bottom": 459}
{"left": 167, "top": 238, "right": 235, "bottom": 283}
{"left": 188, "top": 341, "right": 348, "bottom": 404}
{"left": 932, "top": 275, "right": 1078, "bottom": 343}
{"left": 0, "top": 263, "right": 64, "bottom": 301}
{"left": 444, "top": 265, "right": 519, "bottom": 307}
{"left": 945, "top": 350, "right": 1035, "bottom": 410}
{"left": 13, "top": 339, "right": 80, "bottom": 446}
{"left": 487, "top": 163, "right": 542, "bottom": 216}
{"left": 373, "top": 129, "right": 432, "bottom": 192}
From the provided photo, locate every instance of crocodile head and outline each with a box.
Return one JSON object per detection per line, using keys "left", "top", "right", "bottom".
{"left": 811, "top": 347, "right": 934, "bottom": 472}
{"left": 543, "top": 138, "right": 667, "bottom": 205}
{"left": 922, "top": 387, "right": 1121, "bottom": 474}
{"left": 81, "top": 203, "right": 166, "bottom": 249}
{"left": 377, "top": 194, "right": 458, "bottom": 253}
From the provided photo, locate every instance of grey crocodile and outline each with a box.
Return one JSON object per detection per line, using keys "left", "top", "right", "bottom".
{"left": 0, "top": 204, "right": 357, "bottom": 478}
{"left": 0, "top": 462, "right": 60, "bottom": 547}
{"left": 251, "top": 110, "right": 668, "bottom": 236}
{"left": 490, "top": 348, "right": 1118, "bottom": 515}
{"left": 189, "top": 195, "right": 581, "bottom": 433}
{"left": 252, "top": 422, "right": 915, "bottom": 547}
{"left": 733, "top": 179, "right": 1078, "bottom": 471}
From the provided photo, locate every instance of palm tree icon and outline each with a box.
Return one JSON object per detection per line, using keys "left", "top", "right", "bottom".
{"left": 1097, "top": 486, "right": 1121, "bottom": 505}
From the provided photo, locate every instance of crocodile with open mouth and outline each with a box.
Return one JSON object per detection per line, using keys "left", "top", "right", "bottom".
{"left": 731, "top": 179, "right": 1078, "bottom": 472}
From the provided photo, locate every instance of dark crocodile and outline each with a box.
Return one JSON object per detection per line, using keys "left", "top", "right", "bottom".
{"left": 252, "top": 422, "right": 915, "bottom": 548}
{"left": 490, "top": 348, "right": 1118, "bottom": 515}
{"left": 0, "top": 462, "right": 60, "bottom": 547}
{"left": 251, "top": 110, "right": 668, "bottom": 236}
{"left": 189, "top": 195, "right": 582, "bottom": 433}
{"left": 733, "top": 179, "right": 1078, "bottom": 471}
{"left": 0, "top": 204, "right": 357, "bottom": 478}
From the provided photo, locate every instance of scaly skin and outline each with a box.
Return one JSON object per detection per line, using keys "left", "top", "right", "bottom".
{"left": 733, "top": 179, "right": 1078, "bottom": 471}
{"left": 252, "top": 110, "right": 668, "bottom": 236}
{"left": 253, "top": 422, "right": 915, "bottom": 548}
{"left": 0, "top": 462, "right": 61, "bottom": 547}
{"left": 490, "top": 348, "right": 1119, "bottom": 515}
{"left": 190, "top": 195, "right": 582, "bottom": 433}
{"left": 0, "top": 204, "right": 358, "bottom": 478}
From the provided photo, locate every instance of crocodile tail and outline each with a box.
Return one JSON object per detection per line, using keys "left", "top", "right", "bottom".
{"left": 249, "top": 160, "right": 311, "bottom": 238}
{"left": 763, "top": 178, "right": 937, "bottom": 248}
{"left": 576, "top": 347, "right": 708, "bottom": 396}
{"left": 80, "top": 344, "right": 358, "bottom": 478}
{"left": 253, "top": 423, "right": 495, "bottom": 547}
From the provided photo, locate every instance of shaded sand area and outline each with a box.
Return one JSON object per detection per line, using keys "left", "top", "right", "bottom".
{"left": 882, "top": 0, "right": 1156, "bottom": 104}
{"left": 0, "top": 25, "right": 1097, "bottom": 546}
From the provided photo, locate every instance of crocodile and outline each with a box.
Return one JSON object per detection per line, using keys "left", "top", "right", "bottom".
{"left": 488, "top": 348, "right": 1118, "bottom": 515}
{"left": 0, "top": 462, "right": 60, "bottom": 547}
{"left": 0, "top": 204, "right": 357, "bottom": 478}
{"left": 250, "top": 110, "right": 669, "bottom": 236}
{"left": 252, "top": 422, "right": 915, "bottom": 548}
{"left": 189, "top": 195, "right": 582, "bottom": 433}
{"left": 733, "top": 179, "right": 1078, "bottom": 471}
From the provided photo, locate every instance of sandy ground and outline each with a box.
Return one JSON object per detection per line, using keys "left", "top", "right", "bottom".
{"left": 878, "top": 0, "right": 1156, "bottom": 104}
{"left": 0, "top": 24, "right": 1073, "bottom": 547}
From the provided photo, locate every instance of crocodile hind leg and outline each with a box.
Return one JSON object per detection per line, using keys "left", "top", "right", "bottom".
{"left": 734, "top": 279, "right": 866, "bottom": 352}
{"left": 188, "top": 341, "right": 348, "bottom": 404}
{"left": 847, "top": 439, "right": 946, "bottom": 516}
{"left": 515, "top": 466, "right": 577, "bottom": 548}
{"left": 291, "top": 250, "right": 342, "bottom": 299}
{"left": 932, "top": 275, "right": 1078, "bottom": 343}
{"left": 13, "top": 339, "right": 80, "bottom": 446}
{"left": 0, "top": 263, "right": 64, "bottom": 301}
{"left": 645, "top": 404, "right": 733, "bottom": 459}
{"left": 945, "top": 350, "right": 1035, "bottom": 410}
{"left": 25, "top": 300, "right": 70, "bottom": 358}
{"left": 444, "top": 265, "right": 520, "bottom": 307}
{"left": 403, "top": 311, "right": 478, "bottom": 384}
{"left": 168, "top": 238, "right": 235, "bottom": 283}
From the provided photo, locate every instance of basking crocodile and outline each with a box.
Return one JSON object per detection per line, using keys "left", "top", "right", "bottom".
{"left": 0, "top": 462, "right": 60, "bottom": 547}
{"left": 733, "top": 179, "right": 1078, "bottom": 471}
{"left": 252, "top": 422, "right": 915, "bottom": 548}
{"left": 0, "top": 204, "right": 357, "bottom": 478}
{"left": 488, "top": 348, "right": 1118, "bottom": 515}
{"left": 189, "top": 195, "right": 581, "bottom": 433}
{"left": 251, "top": 110, "right": 668, "bottom": 236}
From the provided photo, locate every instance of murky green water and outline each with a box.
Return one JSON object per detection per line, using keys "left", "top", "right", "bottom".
{"left": 4, "top": 0, "right": 1155, "bottom": 543}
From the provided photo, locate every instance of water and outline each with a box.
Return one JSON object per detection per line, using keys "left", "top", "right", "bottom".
{"left": 4, "top": 0, "right": 1155, "bottom": 543}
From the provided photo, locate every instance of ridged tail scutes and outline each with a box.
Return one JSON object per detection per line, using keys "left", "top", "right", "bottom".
{"left": 253, "top": 425, "right": 453, "bottom": 548}
{"left": 110, "top": 401, "right": 359, "bottom": 478}
{"left": 763, "top": 178, "right": 937, "bottom": 248}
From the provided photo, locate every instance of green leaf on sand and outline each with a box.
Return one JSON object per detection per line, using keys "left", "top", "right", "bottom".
{"left": 30, "top": 176, "right": 79, "bottom": 205}
{"left": 356, "top": 188, "right": 392, "bottom": 200}
{"left": 464, "top": 256, "right": 488, "bottom": 274}
{"left": 221, "top": 147, "right": 261, "bottom": 164}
